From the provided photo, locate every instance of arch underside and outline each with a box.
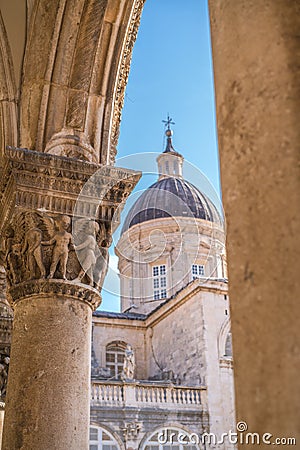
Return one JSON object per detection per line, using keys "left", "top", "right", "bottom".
{"left": 0, "top": 10, "right": 18, "bottom": 165}
{"left": 0, "top": 0, "right": 145, "bottom": 165}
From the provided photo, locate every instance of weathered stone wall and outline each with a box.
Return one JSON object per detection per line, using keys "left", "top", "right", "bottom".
{"left": 150, "top": 284, "right": 236, "bottom": 446}
{"left": 209, "top": 0, "right": 300, "bottom": 443}
{"left": 148, "top": 292, "right": 206, "bottom": 385}
{"left": 201, "top": 290, "right": 235, "bottom": 442}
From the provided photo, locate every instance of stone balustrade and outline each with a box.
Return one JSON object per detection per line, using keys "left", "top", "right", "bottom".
{"left": 91, "top": 381, "right": 207, "bottom": 410}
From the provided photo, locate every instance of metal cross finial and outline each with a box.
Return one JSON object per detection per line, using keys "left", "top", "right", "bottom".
{"left": 162, "top": 114, "right": 175, "bottom": 130}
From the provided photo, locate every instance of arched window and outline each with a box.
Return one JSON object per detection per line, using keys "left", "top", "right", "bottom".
{"left": 225, "top": 332, "right": 233, "bottom": 357}
{"left": 106, "top": 341, "right": 127, "bottom": 379}
{"left": 89, "top": 426, "right": 120, "bottom": 450}
{"left": 141, "top": 427, "right": 200, "bottom": 450}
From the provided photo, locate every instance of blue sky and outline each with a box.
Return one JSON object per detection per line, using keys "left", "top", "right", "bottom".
{"left": 100, "top": 0, "right": 220, "bottom": 311}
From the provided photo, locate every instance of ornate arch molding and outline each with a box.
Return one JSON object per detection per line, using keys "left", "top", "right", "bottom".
{"left": 0, "top": 11, "right": 18, "bottom": 164}
{"left": 20, "top": 0, "right": 145, "bottom": 164}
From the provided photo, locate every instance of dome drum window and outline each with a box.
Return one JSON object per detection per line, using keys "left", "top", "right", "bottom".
{"left": 153, "top": 265, "right": 167, "bottom": 300}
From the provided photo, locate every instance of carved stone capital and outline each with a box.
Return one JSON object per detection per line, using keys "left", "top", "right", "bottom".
{"left": 3, "top": 211, "right": 108, "bottom": 309}
{"left": 0, "top": 148, "right": 141, "bottom": 308}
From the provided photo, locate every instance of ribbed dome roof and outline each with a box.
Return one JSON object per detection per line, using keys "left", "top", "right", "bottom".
{"left": 122, "top": 177, "right": 223, "bottom": 233}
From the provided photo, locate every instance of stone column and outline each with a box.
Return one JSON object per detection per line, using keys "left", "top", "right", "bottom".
{"left": 0, "top": 147, "right": 140, "bottom": 449}
{"left": 2, "top": 283, "right": 95, "bottom": 449}
{"left": 208, "top": 0, "right": 300, "bottom": 443}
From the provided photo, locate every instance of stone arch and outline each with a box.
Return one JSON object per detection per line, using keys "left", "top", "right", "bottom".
{"left": 106, "top": 339, "right": 128, "bottom": 350}
{"left": 102, "top": 335, "right": 130, "bottom": 349}
{"left": 89, "top": 422, "right": 125, "bottom": 450}
{"left": 20, "top": 0, "right": 145, "bottom": 163}
{"left": 0, "top": 10, "right": 18, "bottom": 162}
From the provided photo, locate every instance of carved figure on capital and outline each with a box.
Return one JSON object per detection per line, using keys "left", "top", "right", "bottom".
{"left": 93, "top": 223, "right": 112, "bottom": 289}
{"left": 3, "top": 212, "right": 113, "bottom": 291}
{"left": 4, "top": 227, "right": 22, "bottom": 286}
{"left": 73, "top": 219, "right": 109, "bottom": 287}
{"left": 4, "top": 213, "right": 49, "bottom": 283}
{"left": 21, "top": 227, "right": 46, "bottom": 279}
{"left": 0, "top": 353, "right": 10, "bottom": 400}
{"left": 41, "top": 215, "right": 73, "bottom": 280}
{"left": 3, "top": 212, "right": 74, "bottom": 285}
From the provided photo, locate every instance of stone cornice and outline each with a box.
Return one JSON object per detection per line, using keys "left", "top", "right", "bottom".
{"left": 118, "top": 215, "right": 225, "bottom": 243}
{"left": 0, "top": 147, "right": 141, "bottom": 232}
{"left": 92, "top": 315, "right": 146, "bottom": 330}
{"left": 144, "top": 279, "right": 228, "bottom": 328}
{"left": 92, "top": 279, "right": 228, "bottom": 327}
{"left": 219, "top": 357, "right": 234, "bottom": 369}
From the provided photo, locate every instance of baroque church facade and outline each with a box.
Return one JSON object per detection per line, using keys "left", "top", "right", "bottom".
{"left": 89, "top": 126, "right": 235, "bottom": 450}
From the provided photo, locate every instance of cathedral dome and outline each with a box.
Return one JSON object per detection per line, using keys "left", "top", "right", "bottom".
{"left": 121, "top": 176, "right": 223, "bottom": 233}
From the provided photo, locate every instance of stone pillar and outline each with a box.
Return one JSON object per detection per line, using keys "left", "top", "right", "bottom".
{"left": 208, "top": 0, "right": 300, "bottom": 443}
{"left": 0, "top": 147, "right": 140, "bottom": 449}
{"left": 2, "top": 284, "right": 95, "bottom": 449}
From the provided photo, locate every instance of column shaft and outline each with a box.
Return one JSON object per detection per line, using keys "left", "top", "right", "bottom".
{"left": 2, "top": 295, "right": 91, "bottom": 450}
{"left": 208, "top": 0, "right": 300, "bottom": 441}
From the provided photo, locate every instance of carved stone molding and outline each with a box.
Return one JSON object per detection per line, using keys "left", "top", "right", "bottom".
{"left": 0, "top": 147, "right": 140, "bottom": 228}
{"left": 8, "top": 279, "right": 101, "bottom": 310}
{"left": 0, "top": 11, "right": 18, "bottom": 159}
{"left": 0, "top": 146, "right": 140, "bottom": 227}
{"left": 19, "top": 0, "right": 146, "bottom": 168}
{"left": 110, "top": 0, "right": 146, "bottom": 161}
{"left": 44, "top": 129, "right": 97, "bottom": 163}
{"left": 120, "top": 421, "right": 142, "bottom": 440}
